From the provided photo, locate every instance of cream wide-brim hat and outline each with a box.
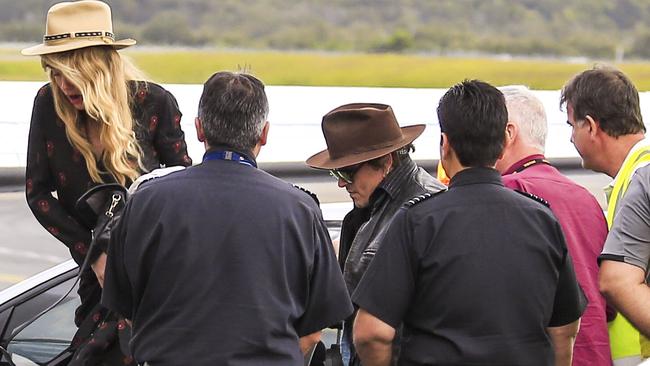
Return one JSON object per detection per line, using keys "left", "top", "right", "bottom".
{"left": 21, "top": 0, "right": 136, "bottom": 56}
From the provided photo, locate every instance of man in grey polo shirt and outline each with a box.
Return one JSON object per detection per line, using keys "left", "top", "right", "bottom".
{"left": 600, "top": 164, "right": 650, "bottom": 338}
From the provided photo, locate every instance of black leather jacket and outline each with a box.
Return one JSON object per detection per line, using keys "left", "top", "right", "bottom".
{"left": 339, "top": 157, "right": 446, "bottom": 295}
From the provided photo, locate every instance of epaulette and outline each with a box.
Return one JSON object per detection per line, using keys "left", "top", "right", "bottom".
{"left": 514, "top": 190, "right": 550, "bottom": 208}
{"left": 293, "top": 184, "right": 320, "bottom": 206}
{"left": 404, "top": 190, "right": 444, "bottom": 208}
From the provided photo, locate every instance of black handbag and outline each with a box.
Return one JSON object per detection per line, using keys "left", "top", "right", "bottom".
{"left": 70, "top": 184, "right": 133, "bottom": 366}
{"left": 305, "top": 326, "right": 344, "bottom": 366}
{"left": 307, "top": 341, "right": 344, "bottom": 366}
{"left": 75, "top": 183, "right": 128, "bottom": 265}
{"left": 75, "top": 166, "right": 185, "bottom": 265}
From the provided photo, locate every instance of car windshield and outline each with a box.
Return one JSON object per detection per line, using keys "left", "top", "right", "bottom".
{"left": 6, "top": 276, "right": 79, "bottom": 365}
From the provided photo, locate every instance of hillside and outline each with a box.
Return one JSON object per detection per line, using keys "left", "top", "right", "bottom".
{"left": 3, "top": 0, "right": 650, "bottom": 59}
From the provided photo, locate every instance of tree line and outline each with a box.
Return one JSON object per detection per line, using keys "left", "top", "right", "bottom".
{"left": 3, "top": 0, "right": 650, "bottom": 60}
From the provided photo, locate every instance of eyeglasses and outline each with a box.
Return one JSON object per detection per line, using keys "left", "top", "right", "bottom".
{"left": 329, "top": 163, "right": 363, "bottom": 184}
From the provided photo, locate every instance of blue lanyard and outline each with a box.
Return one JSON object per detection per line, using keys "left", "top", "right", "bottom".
{"left": 202, "top": 150, "right": 257, "bottom": 168}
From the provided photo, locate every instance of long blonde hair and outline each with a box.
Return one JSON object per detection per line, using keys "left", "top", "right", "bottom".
{"left": 41, "top": 46, "right": 147, "bottom": 185}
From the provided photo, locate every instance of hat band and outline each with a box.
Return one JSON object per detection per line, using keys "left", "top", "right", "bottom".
{"left": 329, "top": 136, "right": 404, "bottom": 160}
{"left": 44, "top": 31, "right": 114, "bottom": 44}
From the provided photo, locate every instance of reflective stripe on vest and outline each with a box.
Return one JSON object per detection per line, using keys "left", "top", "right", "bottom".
{"left": 607, "top": 148, "right": 650, "bottom": 228}
{"left": 606, "top": 145, "right": 650, "bottom": 360}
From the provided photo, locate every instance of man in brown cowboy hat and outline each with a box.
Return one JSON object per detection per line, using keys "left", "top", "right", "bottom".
{"left": 306, "top": 103, "right": 446, "bottom": 365}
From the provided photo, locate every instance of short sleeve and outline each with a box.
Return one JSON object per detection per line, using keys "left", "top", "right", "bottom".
{"left": 102, "top": 197, "right": 135, "bottom": 319}
{"left": 600, "top": 168, "right": 650, "bottom": 272}
{"left": 294, "top": 213, "right": 354, "bottom": 336}
{"left": 352, "top": 209, "right": 416, "bottom": 328}
{"left": 548, "top": 244, "right": 588, "bottom": 327}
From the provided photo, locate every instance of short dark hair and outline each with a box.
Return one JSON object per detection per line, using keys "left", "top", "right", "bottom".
{"left": 437, "top": 80, "right": 507, "bottom": 167}
{"left": 198, "top": 71, "right": 269, "bottom": 152}
{"left": 560, "top": 66, "right": 645, "bottom": 137}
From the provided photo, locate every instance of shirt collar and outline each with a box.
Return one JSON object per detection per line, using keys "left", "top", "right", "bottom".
{"left": 378, "top": 156, "right": 417, "bottom": 199}
{"left": 449, "top": 167, "right": 503, "bottom": 188}
{"left": 365, "top": 156, "right": 417, "bottom": 210}
{"left": 502, "top": 154, "right": 546, "bottom": 176}
{"left": 605, "top": 136, "right": 650, "bottom": 191}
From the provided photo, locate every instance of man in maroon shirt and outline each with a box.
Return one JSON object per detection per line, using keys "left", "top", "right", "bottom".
{"left": 495, "top": 85, "right": 611, "bottom": 366}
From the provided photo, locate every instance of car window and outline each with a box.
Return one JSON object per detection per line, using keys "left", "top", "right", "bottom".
{"left": 326, "top": 223, "right": 341, "bottom": 242}
{"left": 6, "top": 276, "right": 79, "bottom": 365}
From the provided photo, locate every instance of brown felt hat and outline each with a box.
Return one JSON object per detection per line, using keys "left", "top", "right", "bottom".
{"left": 21, "top": 0, "right": 136, "bottom": 56}
{"left": 306, "top": 103, "right": 425, "bottom": 169}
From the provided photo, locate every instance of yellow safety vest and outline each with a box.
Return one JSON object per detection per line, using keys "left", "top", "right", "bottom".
{"left": 605, "top": 145, "right": 650, "bottom": 360}
{"left": 436, "top": 161, "right": 450, "bottom": 186}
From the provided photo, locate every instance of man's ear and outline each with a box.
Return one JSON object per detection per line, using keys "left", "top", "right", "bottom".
{"left": 195, "top": 117, "right": 205, "bottom": 142}
{"left": 440, "top": 133, "right": 451, "bottom": 161}
{"left": 440, "top": 132, "right": 457, "bottom": 175}
{"left": 259, "top": 121, "right": 270, "bottom": 146}
{"left": 505, "top": 122, "right": 517, "bottom": 146}
{"left": 384, "top": 152, "right": 394, "bottom": 176}
{"left": 584, "top": 115, "right": 599, "bottom": 138}
{"left": 498, "top": 122, "right": 517, "bottom": 160}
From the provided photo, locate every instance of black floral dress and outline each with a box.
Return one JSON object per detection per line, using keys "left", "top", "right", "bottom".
{"left": 25, "top": 81, "right": 192, "bottom": 365}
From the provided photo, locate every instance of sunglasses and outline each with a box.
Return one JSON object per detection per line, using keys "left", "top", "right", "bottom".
{"left": 329, "top": 163, "right": 363, "bottom": 184}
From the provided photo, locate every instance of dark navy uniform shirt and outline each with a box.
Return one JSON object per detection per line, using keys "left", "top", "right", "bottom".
{"left": 353, "top": 167, "right": 587, "bottom": 366}
{"left": 103, "top": 154, "right": 353, "bottom": 366}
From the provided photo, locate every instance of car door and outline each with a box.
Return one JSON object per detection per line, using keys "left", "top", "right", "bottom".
{"left": 0, "top": 260, "right": 79, "bottom": 366}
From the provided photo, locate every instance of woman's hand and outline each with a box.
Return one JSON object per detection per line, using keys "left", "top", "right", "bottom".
{"left": 91, "top": 252, "right": 107, "bottom": 288}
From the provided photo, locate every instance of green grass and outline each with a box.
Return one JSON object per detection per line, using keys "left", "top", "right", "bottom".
{"left": 4, "top": 46, "right": 650, "bottom": 90}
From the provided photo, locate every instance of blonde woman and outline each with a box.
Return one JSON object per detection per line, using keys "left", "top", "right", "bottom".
{"left": 22, "top": 1, "right": 191, "bottom": 364}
